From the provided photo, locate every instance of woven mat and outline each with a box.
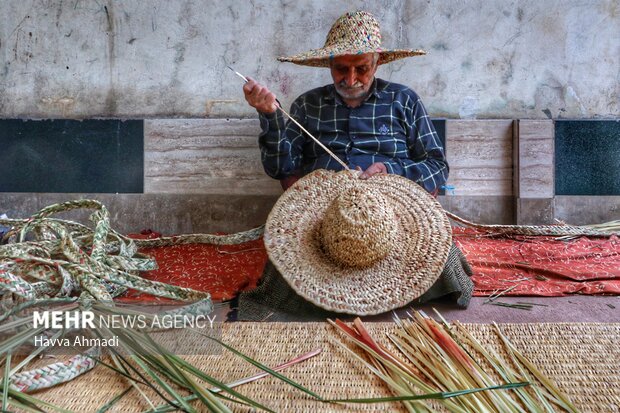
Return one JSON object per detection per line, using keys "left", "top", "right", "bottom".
{"left": 30, "top": 322, "right": 620, "bottom": 412}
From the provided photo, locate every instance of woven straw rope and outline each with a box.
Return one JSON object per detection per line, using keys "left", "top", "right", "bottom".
{"left": 445, "top": 211, "right": 620, "bottom": 237}
{"left": 2, "top": 197, "right": 618, "bottom": 393}
{"left": 10, "top": 347, "right": 100, "bottom": 393}
{"left": 0, "top": 200, "right": 262, "bottom": 392}
{"left": 25, "top": 322, "right": 620, "bottom": 413}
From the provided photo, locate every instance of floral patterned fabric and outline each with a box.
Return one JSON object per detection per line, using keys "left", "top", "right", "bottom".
{"left": 453, "top": 228, "right": 620, "bottom": 296}
{"left": 124, "top": 228, "right": 620, "bottom": 300}
{"left": 123, "top": 231, "right": 268, "bottom": 302}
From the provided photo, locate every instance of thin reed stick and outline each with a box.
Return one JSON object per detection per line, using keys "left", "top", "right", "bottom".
{"left": 275, "top": 104, "right": 350, "bottom": 170}
{"left": 227, "top": 65, "right": 350, "bottom": 171}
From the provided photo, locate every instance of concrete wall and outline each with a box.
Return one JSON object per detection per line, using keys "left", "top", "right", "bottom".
{"left": 1, "top": 0, "right": 618, "bottom": 119}
{"left": 5, "top": 117, "right": 618, "bottom": 232}
{"left": 1, "top": 1, "right": 618, "bottom": 231}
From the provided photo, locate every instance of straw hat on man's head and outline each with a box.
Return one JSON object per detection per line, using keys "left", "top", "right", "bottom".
{"left": 278, "top": 10, "right": 426, "bottom": 67}
{"left": 264, "top": 170, "right": 452, "bottom": 315}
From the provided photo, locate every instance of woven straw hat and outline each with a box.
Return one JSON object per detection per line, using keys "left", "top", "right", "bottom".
{"left": 264, "top": 170, "right": 452, "bottom": 315}
{"left": 277, "top": 11, "right": 426, "bottom": 67}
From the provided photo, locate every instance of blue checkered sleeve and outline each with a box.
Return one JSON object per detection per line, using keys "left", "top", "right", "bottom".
{"left": 258, "top": 100, "right": 306, "bottom": 179}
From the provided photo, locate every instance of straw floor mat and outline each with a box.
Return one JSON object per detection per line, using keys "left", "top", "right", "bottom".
{"left": 27, "top": 322, "right": 620, "bottom": 412}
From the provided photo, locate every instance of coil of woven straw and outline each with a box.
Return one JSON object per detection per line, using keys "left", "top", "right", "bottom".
{"left": 10, "top": 347, "right": 99, "bottom": 393}
{"left": 0, "top": 199, "right": 265, "bottom": 393}
{"left": 264, "top": 169, "right": 453, "bottom": 315}
{"left": 445, "top": 211, "right": 620, "bottom": 237}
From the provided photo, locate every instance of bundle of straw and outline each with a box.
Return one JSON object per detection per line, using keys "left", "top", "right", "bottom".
{"left": 330, "top": 311, "right": 580, "bottom": 412}
{"left": 0, "top": 199, "right": 324, "bottom": 412}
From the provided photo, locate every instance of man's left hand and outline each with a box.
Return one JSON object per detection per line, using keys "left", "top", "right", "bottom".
{"left": 359, "top": 162, "right": 387, "bottom": 179}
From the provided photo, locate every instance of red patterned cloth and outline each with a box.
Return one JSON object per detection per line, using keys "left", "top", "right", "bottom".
{"left": 454, "top": 228, "right": 620, "bottom": 296}
{"left": 123, "top": 231, "right": 268, "bottom": 301}
{"left": 122, "top": 228, "right": 620, "bottom": 300}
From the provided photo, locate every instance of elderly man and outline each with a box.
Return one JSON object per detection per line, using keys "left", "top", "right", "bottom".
{"left": 243, "top": 10, "right": 448, "bottom": 194}
{"left": 237, "top": 11, "right": 471, "bottom": 319}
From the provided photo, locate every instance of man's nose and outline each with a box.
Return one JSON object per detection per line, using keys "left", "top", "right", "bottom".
{"left": 344, "top": 69, "right": 357, "bottom": 86}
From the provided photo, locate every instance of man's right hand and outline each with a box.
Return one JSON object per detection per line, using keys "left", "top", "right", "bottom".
{"left": 243, "top": 77, "right": 278, "bottom": 114}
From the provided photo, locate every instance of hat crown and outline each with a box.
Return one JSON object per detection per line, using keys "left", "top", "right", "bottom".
{"left": 324, "top": 11, "right": 382, "bottom": 51}
{"left": 319, "top": 187, "right": 397, "bottom": 268}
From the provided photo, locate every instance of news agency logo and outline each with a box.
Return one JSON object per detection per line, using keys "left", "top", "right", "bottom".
{"left": 14, "top": 308, "right": 223, "bottom": 355}
{"left": 34, "top": 310, "right": 96, "bottom": 329}
{"left": 32, "top": 310, "right": 218, "bottom": 330}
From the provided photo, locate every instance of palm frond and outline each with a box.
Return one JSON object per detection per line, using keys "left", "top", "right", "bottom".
{"left": 330, "top": 310, "right": 580, "bottom": 412}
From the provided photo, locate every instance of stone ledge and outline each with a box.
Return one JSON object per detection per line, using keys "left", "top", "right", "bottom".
{"left": 554, "top": 196, "right": 620, "bottom": 226}
{"left": 0, "top": 193, "right": 278, "bottom": 235}
{"left": 517, "top": 198, "right": 555, "bottom": 225}
{"left": 439, "top": 195, "right": 515, "bottom": 225}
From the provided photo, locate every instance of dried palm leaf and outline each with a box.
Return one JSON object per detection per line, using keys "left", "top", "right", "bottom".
{"left": 0, "top": 199, "right": 320, "bottom": 412}
{"left": 330, "top": 310, "right": 581, "bottom": 412}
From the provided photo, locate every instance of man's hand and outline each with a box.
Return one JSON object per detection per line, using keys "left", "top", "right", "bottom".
{"left": 243, "top": 77, "right": 278, "bottom": 114}
{"left": 359, "top": 162, "right": 387, "bottom": 179}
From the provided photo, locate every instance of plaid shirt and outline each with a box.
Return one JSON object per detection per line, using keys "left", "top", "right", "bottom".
{"left": 258, "top": 78, "right": 448, "bottom": 193}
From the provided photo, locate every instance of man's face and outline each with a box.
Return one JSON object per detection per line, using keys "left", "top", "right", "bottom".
{"left": 329, "top": 53, "right": 378, "bottom": 102}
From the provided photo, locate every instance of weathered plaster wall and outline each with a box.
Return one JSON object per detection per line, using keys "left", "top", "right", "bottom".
{"left": 1, "top": 0, "right": 618, "bottom": 119}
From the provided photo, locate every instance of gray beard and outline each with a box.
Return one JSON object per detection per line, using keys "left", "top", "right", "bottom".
{"left": 335, "top": 85, "right": 371, "bottom": 102}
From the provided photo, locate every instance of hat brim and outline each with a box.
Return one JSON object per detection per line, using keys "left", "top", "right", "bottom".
{"left": 264, "top": 170, "right": 452, "bottom": 315}
{"left": 277, "top": 45, "right": 426, "bottom": 67}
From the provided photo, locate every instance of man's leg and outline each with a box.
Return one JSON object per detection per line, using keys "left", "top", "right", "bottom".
{"left": 417, "top": 243, "right": 474, "bottom": 307}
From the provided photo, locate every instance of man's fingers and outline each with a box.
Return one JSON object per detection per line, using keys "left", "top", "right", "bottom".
{"left": 242, "top": 77, "right": 257, "bottom": 92}
{"left": 355, "top": 165, "right": 369, "bottom": 179}
{"left": 243, "top": 79, "right": 269, "bottom": 99}
{"left": 243, "top": 80, "right": 277, "bottom": 113}
{"left": 257, "top": 90, "right": 277, "bottom": 112}
{"left": 359, "top": 163, "right": 387, "bottom": 179}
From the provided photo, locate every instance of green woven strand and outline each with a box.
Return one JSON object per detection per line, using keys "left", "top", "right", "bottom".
{"left": 0, "top": 267, "right": 36, "bottom": 299}
{"left": 10, "top": 263, "right": 59, "bottom": 287}
{"left": 75, "top": 270, "right": 114, "bottom": 302}
{"left": 31, "top": 199, "right": 105, "bottom": 220}
{"left": 29, "top": 281, "right": 59, "bottom": 296}
{"left": 0, "top": 198, "right": 269, "bottom": 394}
{"left": 89, "top": 208, "right": 111, "bottom": 262}
{"left": 56, "top": 264, "right": 78, "bottom": 297}
{"left": 132, "top": 225, "right": 265, "bottom": 249}
{"left": 446, "top": 211, "right": 620, "bottom": 237}
{"left": 104, "top": 255, "right": 157, "bottom": 272}
{"left": 0, "top": 297, "right": 77, "bottom": 323}
{"left": 9, "top": 347, "right": 99, "bottom": 393}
